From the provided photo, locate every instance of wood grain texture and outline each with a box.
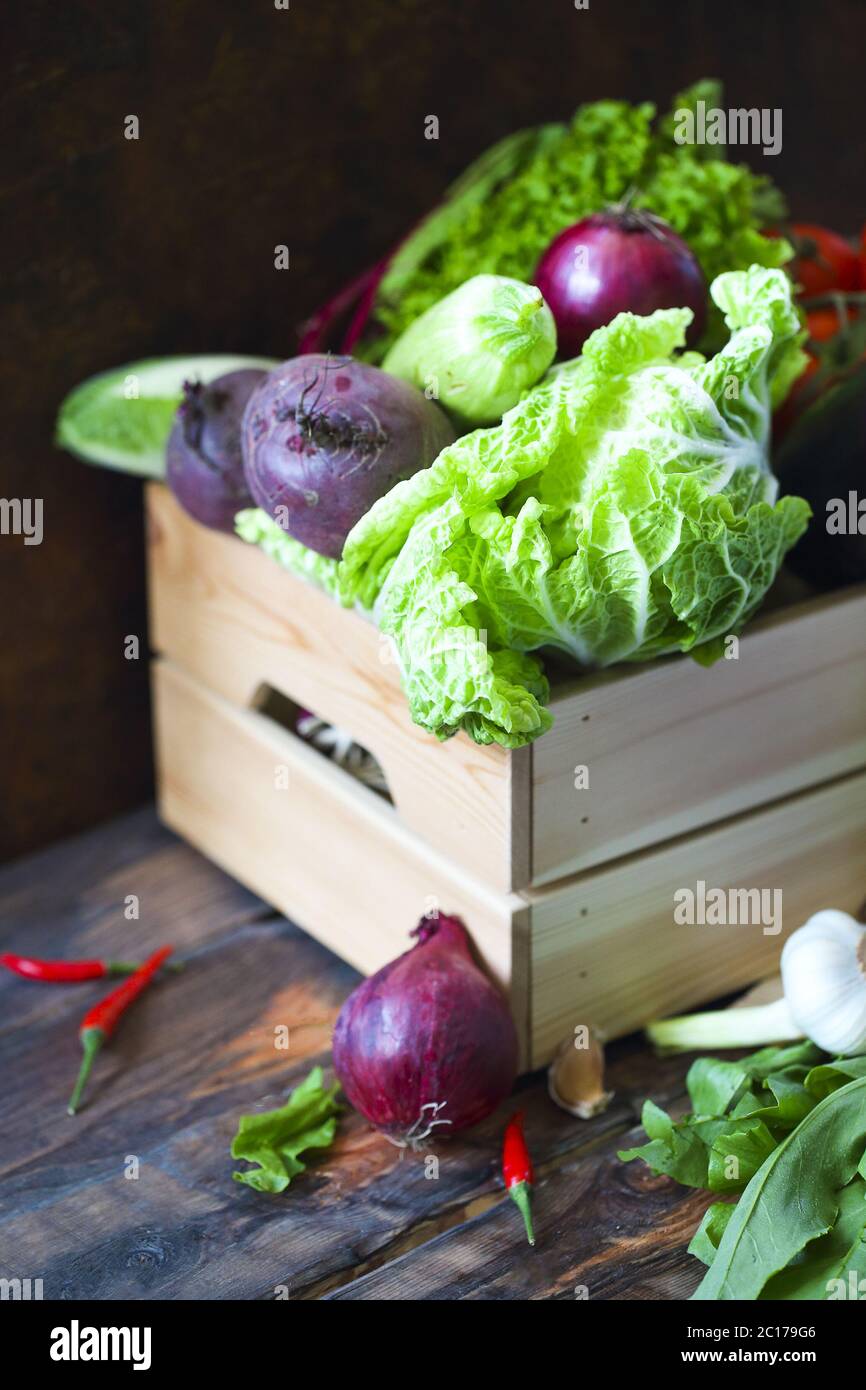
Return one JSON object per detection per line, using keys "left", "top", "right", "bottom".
{"left": 7, "top": 0, "right": 866, "bottom": 860}
{"left": 149, "top": 486, "right": 866, "bottom": 905}
{"left": 0, "top": 807, "right": 706, "bottom": 1301}
{"left": 528, "top": 769, "right": 866, "bottom": 1065}
{"left": 148, "top": 504, "right": 866, "bottom": 1066}
{"left": 152, "top": 657, "right": 520, "bottom": 994}
{"left": 148, "top": 484, "right": 527, "bottom": 894}
{"left": 326, "top": 1118, "right": 709, "bottom": 1301}
{"left": 534, "top": 585, "right": 866, "bottom": 884}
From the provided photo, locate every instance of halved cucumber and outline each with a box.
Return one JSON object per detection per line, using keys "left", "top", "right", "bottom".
{"left": 55, "top": 355, "right": 279, "bottom": 478}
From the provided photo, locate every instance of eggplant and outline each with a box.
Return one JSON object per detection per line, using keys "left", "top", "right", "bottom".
{"left": 776, "top": 362, "right": 866, "bottom": 589}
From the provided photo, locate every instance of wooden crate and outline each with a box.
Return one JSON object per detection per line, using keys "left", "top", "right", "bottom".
{"left": 147, "top": 484, "right": 866, "bottom": 1067}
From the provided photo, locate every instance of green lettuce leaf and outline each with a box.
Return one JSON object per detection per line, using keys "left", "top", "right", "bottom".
{"left": 339, "top": 266, "right": 808, "bottom": 746}
{"left": 365, "top": 81, "right": 789, "bottom": 361}
{"left": 231, "top": 1066, "right": 340, "bottom": 1194}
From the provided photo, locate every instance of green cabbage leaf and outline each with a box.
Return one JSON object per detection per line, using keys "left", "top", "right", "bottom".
{"left": 335, "top": 266, "right": 809, "bottom": 747}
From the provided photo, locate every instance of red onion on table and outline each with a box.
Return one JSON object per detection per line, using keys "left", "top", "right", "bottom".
{"left": 332, "top": 912, "right": 518, "bottom": 1147}
{"left": 534, "top": 208, "right": 707, "bottom": 357}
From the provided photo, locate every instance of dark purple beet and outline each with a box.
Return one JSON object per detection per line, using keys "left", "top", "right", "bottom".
{"left": 332, "top": 912, "right": 518, "bottom": 1146}
{"left": 241, "top": 354, "right": 455, "bottom": 559}
{"left": 534, "top": 209, "right": 707, "bottom": 357}
{"left": 166, "top": 369, "right": 266, "bottom": 531}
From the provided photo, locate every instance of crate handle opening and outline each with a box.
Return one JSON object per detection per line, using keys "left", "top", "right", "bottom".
{"left": 250, "top": 681, "right": 393, "bottom": 803}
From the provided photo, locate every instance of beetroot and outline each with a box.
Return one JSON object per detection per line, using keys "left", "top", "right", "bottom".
{"left": 241, "top": 354, "right": 455, "bottom": 559}
{"left": 534, "top": 208, "right": 707, "bottom": 357}
{"left": 332, "top": 912, "right": 518, "bottom": 1147}
{"left": 166, "top": 369, "right": 265, "bottom": 531}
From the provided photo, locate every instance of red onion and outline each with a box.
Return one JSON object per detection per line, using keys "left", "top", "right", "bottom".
{"left": 534, "top": 208, "right": 707, "bottom": 357}
{"left": 332, "top": 912, "right": 518, "bottom": 1147}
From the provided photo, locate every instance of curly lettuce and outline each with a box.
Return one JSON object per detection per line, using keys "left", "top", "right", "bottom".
{"left": 333, "top": 266, "right": 809, "bottom": 746}
{"left": 365, "top": 80, "right": 789, "bottom": 361}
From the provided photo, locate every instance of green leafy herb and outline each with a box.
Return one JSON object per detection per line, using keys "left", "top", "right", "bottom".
{"left": 619, "top": 1043, "right": 823, "bottom": 1191}
{"left": 688, "top": 1201, "right": 735, "bottom": 1266}
{"left": 760, "top": 1178, "right": 866, "bottom": 1300}
{"left": 692, "top": 1076, "right": 866, "bottom": 1299}
{"left": 364, "top": 80, "right": 789, "bottom": 361}
{"left": 231, "top": 1066, "right": 341, "bottom": 1194}
{"left": 623, "top": 1045, "right": 866, "bottom": 1300}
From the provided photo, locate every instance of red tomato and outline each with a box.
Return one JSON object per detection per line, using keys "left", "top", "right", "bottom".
{"left": 806, "top": 304, "right": 859, "bottom": 343}
{"left": 788, "top": 223, "right": 861, "bottom": 297}
{"left": 774, "top": 301, "right": 866, "bottom": 441}
{"left": 861, "top": 222, "right": 866, "bottom": 289}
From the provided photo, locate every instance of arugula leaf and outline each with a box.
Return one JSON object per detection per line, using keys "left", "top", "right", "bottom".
{"left": 689, "top": 1202, "right": 736, "bottom": 1267}
{"left": 620, "top": 1043, "right": 822, "bottom": 1192}
{"left": 707, "top": 1120, "right": 778, "bottom": 1193}
{"left": 738, "top": 1040, "right": 824, "bottom": 1080}
{"left": 805, "top": 1054, "right": 866, "bottom": 1101}
{"left": 730, "top": 1069, "right": 818, "bottom": 1132}
{"left": 231, "top": 1066, "right": 341, "bottom": 1194}
{"left": 691, "top": 1076, "right": 866, "bottom": 1300}
{"left": 760, "top": 1178, "right": 866, "bottom": 1300}
{"left": 619, "top": 1101, "right": 744, "bottom": 1190}
{"left": 686, "top": 1056, "right": 753, "bottom": 1116}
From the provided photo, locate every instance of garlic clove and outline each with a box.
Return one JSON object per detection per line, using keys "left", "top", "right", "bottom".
{"left": 548, "top": 1025, "right": 614, "bottom": 1119}
{"left": 781, "top": 910, "right": 866, "bottom": 1056}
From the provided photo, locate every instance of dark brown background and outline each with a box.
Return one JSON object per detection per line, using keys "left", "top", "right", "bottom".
{"left": 2, "top": 0, "right": 864, "bottom": 860}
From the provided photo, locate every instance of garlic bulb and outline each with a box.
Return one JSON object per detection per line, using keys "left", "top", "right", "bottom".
{"left": 548, "top": 1026, "right": 614, "bottom": 1119}
{"left": 647, "top": 908, "right": 866, "bottom": 1056}
{"left": 781, "top": 909, "right": 866, "bottom": 1055}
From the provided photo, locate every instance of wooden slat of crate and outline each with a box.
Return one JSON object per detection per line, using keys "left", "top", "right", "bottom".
{"left": 527, "top": 768, "right": 866, "bottom": 1067}
{"left": 533, "top": 586, "right": 866, "bottom": 885}
{"left": 151, "top": 658, "right": 530, "bottom": 1060}
{"left": 147, "top": 483, "right": 529, "bottom": 895}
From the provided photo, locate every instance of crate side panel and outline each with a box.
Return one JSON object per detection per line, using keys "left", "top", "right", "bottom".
{"left": 152, "top": 659, "right": 520, "bottom": 1011}
{"left": 147, "top": 483, "right": 519, "bottom": 893}
{"left": 533, "top": 586, "right": 866, "bottom": 884}
{"left": 529, "top": 769, "right": 866, "bottom": 1066}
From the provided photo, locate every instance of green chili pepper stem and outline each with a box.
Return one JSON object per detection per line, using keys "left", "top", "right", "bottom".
{"left": 105, "top": 959, "right": 184, "bottom": 976}
{"left": 507, "top": 1180, "right": 535, "bottom": 1246}
{"left": 67, "top": 1026, "right": 106, "bottom": 1115}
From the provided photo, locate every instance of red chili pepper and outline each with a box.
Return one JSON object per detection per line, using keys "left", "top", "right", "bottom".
{"left": 67, "top": 945, "right": 174, "bottom": 1115}
{"left": 1, "top": 953, "right": 154, "bottom": 983}
{"left": 502, "top": 1111, "right": 535, "bottom": 1246}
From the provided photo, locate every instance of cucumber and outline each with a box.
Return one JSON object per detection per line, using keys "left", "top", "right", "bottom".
{"left": 55, "top": 355, "right": 279, "bottom": 478}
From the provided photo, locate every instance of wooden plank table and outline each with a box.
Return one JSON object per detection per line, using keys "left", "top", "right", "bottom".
{"left": 0, "top": 808, "right": 712, "bottom": 1301}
